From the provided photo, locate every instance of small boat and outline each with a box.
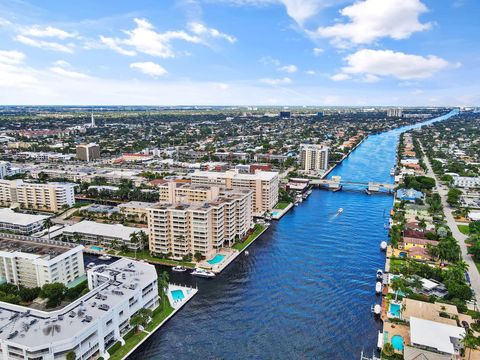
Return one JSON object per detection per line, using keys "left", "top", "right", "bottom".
{"left": 371, "top": 304, "right": 381, "bottom": 315}
{"left": 191, "top": 268, "right": 215, "bottom": 278}
{"left": 332, "top": 186, "right": 342, "bottom": 192}
{"left": 375, "top": 282, "right": 383, "bottom": 294}
{"left": 337, "top": 208, "right": 344, "bottom": 214}
{"left": 265, "top": 222, "right": 271, "bottom": 227}
{"left": 380, "top": 241, "right": 388, "bottom": 251}
{"left": 376, "top": 269, "right": 384, "bottom": 280}
{"left": 307, "top": 190, "right": 312, "bottom": 195}
{"left": 294, "top": 203, "right": 299, "bottom": 207}
{"left": 98, "top": 254, "right": 112, "bottom": 261}
{"left": 172, "top": 265, "right": 187, "bottom": 272}
{"left": 390, "top": 168, "right": 396, "bottom": 176}
{"left": 245, "top": 251, "right": 249, "bottom": 256}
{"left": 87, "top": 262, "right": 96, "bottom": 268}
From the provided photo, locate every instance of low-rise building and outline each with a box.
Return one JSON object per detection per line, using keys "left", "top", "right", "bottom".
{"left": 453, "top": 176, "right": 480, "bottom": 188}
{"left": 0, "top": 208, "right": 50, "bottom": 235}
{"left": 0, "top": 258, "right": 159, "bottom": 360}
{"left": 0, "top": 235, "right": 85, "bottom": 288}
{"left": 118, "top": 201, "right": 156, "bottom": 222}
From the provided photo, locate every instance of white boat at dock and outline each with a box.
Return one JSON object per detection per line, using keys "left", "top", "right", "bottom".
{"left": 172, "top": 265, "right": 187, "bottom": 272}
{"left": 390, "top": 167, "right": 396, "bottom": 176}
{"left": 98, "top": 254, "right": 112, "bottom": 261}
{"left": 380, "top": 241, "right": 388, "bottom": 251}
{"left": 191, "top": 268, "right": 216, "bottom": 278}
{"left": 371, "top": 304, "right": 381, "bottom": 315}
{"left": 376, "top": 269, "right": 383, "bottom": 280}
{"left": 375, "top": 281, "right": 382, "bottom": 294}
{"left": 87, "top": 262, "right": 96, "bottom": 268}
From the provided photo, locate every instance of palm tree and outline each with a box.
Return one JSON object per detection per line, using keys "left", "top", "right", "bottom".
{"left": 137, "top": 230, "right": 148, "bottom": 251}
{"left": 129, "top": 232, "right": 139, "bottom": 259}
{"left": 157, "top": 271, "right": 169, "bottom": 303}
{"left": 43, "top": 218, "right": 54, "bottom": 241}
{"left": 462, "top": 328, "right": 478, "bottom": 360}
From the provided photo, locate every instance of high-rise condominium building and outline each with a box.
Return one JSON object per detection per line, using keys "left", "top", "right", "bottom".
{"left": 190, "top": 169, "right": 279, "bottom": 216}
{"left": 148, "top": 183, "right": 253, "bottom": 259}
{"left": 76, "top": 143, "right": 100, "bottom": 161}
{"left": 0, "top": 180, "right": 75, "bottom": 211}
{"left": 300, "top": 144, "right": 329, "bottom": 172}
{"left": 387, "top": 108, "right": 403, "bottom": 117}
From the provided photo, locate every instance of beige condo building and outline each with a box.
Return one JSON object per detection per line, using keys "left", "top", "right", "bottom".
{"left": 148, "top": 183, "right": 253, "bottom": 259}
{"left": 190, "top": 169, "right": 279, "bottom": 216}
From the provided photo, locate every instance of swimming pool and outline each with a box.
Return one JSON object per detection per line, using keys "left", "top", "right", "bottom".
{"left": 171, "top": 289, "right": 185, "bottom": 302}
{"left": 391, "top": 335, "right": 404, "bottom": 351}
{"left": 91, "top": 246, "right": 104, "bottom": 251}
{"left": 208, "top": 254, "right": 225, "bottom": 265}
{"left": 389, "top": 303, "right": 401, "bottom": 318}
{"left": 272, "top": 211, "right": 281, "bottom": 217}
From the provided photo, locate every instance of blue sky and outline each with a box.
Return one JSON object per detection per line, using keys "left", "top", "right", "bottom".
{"left": 0, "top": 0, "right": 479, "bottom": 106}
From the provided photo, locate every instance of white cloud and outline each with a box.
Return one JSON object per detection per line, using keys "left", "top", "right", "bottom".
{"left": 260, "top": 77, "right": 292, "bottom": 85}
{"left": 50, "top": 66, "right": 90, "bottom": 79}
{"left": 278, "top": 64, "right": 298, "bottom": 73}
{"left": 15, "top": 34, "right": 74, "bottom": 53}
{"left": 53, "top": 60, "right": 71, "bottom": 67}
{"left": 130, "top": 61, "right": 168, "bottom": 77}
{"left": 330, "top": 73, "right": 350, "bottom": 81}
{"left": 305, "top": 70, "right": 316, "bottom": 75}
{"left": 315, "top": 0, "right": 432, "bottom": 46}
{"left": 340, "top": 49, "right": 449, "bottom": 80}
{"left": 0, "top": 50, "right": 25, "bottom": 64}
{"left": 21, "top": 25, "right": 76, "bottom": 39}
{"left": 313, "top": 47, "right": 323, "bottom": 56}
{"left": 188, "top": 22, "right": 236, "bottom": 43}
{"left": 100, "top": 18, "right": 234, "bottom": 58}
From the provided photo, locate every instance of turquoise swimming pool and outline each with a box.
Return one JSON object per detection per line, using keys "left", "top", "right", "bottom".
{"left": 91, "top": 246, "right": 104, "bottom": 251}
{"left": 272, "top": 211, "right": 281, "bottom": 217}
{"left": 391, "top": 335, "right": 404, "bottom": 351}
{"left": 171, "top": 289, "right": 185, "bottom": 301}
{"left": 389, "top": 303, "right": 401, "bottom": 318}
{"left": 208, "top": 254, "right": 225, "bottom": 265}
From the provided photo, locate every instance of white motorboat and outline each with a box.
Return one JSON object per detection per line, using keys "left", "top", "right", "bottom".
{"left": 172, "top": 265, "right": 187, "bottom": 272}
{"left": 376, "top": 269, "right": 384, "bottom": 280}
{"left": 371, "top": 304, "right": 381, "bottom": 315}
{"left": 191, "top": 268, "right": 216, "bottom": 278}
{"left": 375, "top": 281, "right": 383, "bottom": 294}
{"left": 380, "top": 241, "right": 388, "bottom": 251}
{"left": 98, "top": 254, "right": 112, "bottom": 261}
{"left": 87, "top": 262, "right": 96, "bottom": 268}
{"left": 245, "top": 251, "right": 249, "bottom": 256}
{"left": 390, "top": 167, "right": 396, "bottom": 176}
{"left": 337, "top": 208, "right": 344, "bottom": 214}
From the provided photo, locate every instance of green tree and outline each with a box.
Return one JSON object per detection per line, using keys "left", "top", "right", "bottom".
{"left": 157, "top": 271, "right": 169, "bottom": 302}
{"left": 462, "top": 328, "right": 478, "bottom": 360}
{"left": 382, "top": 343, "right": 395, "bottom": 357}
{"left": 129, "top": 232, "right": 139, "bottom": 259}
{"left": 40, "top": 283, "right": 67, "bottom": 308}
{"left": 130, "top": 308, "right": 153, "bottom": 331}
{"left": 66, "top": 351, "right": 76, "bottom": 360}
{"left": 194, "top": 251, "right": 203, "bottom": 262}
{"left": 43, "top": 218, "right": 54, "bottom": 240}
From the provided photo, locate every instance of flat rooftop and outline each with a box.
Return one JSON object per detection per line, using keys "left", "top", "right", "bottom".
{"left": 0, "top": 237, "right": 72, "bottom": 258}
{"left": 0, "top": 258, "right": 157, "bottom": 348}
{"left": 62, "top": 220, "right": 146, "bottom": 241}
{"left": 192, "top": 169, "right": 278, "bottom": 181}
{"left": 0, "top": 208, "right": 50, "bottom": 226}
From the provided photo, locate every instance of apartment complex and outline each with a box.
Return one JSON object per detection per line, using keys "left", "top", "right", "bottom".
{"left": 0, "top": 208, "right": 49, "bottom": 235}
{"left": 0, "top": 180, "right": 76, "bottom": 212}
{"left": 387, "top": 108, "right": 403, "bottom": 117}
{"left": 0, "top": 259, "right": 158, "bottom": 360}
{"left": 148, "top": 183, "right": 253, "bottom": 259}
{"left": 0, "top": 236, "right": 85, "bottom": 288}
{"left": 76, "top": 143, "right": 100, "bottom": 162}
{"left": 190, "top": 169, "right": 279, "bottom": 216}
{"left": 299, "top": 144, "right": 329, "bottom": 172}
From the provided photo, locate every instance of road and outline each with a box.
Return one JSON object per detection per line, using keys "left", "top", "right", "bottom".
{"left": 420, "top": 142, "right": 480, "bottom": 301}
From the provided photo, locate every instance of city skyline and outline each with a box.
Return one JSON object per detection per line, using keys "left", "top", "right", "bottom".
{"left": 1, "top": 0, "right": 479, "bottom": 106}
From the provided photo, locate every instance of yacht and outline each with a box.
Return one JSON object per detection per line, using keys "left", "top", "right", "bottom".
{"left": 98, "top": 254, "right": 112, "bottom": 261}
{"left": 191, "top": 268, "right": 216, "bottom": 278}
{"left": 390, "top": 167, "right": 396, "bottom": 176}
{"left": 371, "top": 304, "right": 381, "bottom": 316}
{"left": 172, "top": 265, "right": 187, "bottom": 272}
{"left": 87, "top": 262, "right": 96, "bottom": 268}
{"left": 375, "top": 282, "right": 383, "bottom": 294}
{"left": 376, "top": 269, "right": 384, "bottom": 280}
{"left": 337, "top": 208, "right": 344, "bottom": 214}
{"left": 380, "top": 241, "right": 388, "bottom": 251}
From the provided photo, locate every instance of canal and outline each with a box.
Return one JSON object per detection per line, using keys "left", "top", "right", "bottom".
{"left": 129, "top": 110, "right": 458, "bottom": 360}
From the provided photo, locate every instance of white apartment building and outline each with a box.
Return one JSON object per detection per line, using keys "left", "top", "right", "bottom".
{"left": 0, "top": 258, "right": 159, "bottom": 360}
{"left": 0, "top": 208, "right": 50, "bottom": 235}
{"left": 387, "top": 108, "right": 403, "bottom": 117}
{"left": 0, "top": 180, "right": 76, "bottom": 212}
{"left": 148, "top": 184, "right": 253, "bottom": 259}
{"left": 0, "top": 161, "right": 10, "bottom": 179}
{"left": 190, "top": 169, "right": 279, "bottom": 216}
{"left": 61, "top": 221, "right": 147, "bottom": 250}
{"left": 453, "top": 176, "right": 480, "bottom": 189}
{"left": 299, "top": 144, "right": 329, "bottom": 172}
{"left": 0, "top": 236, "right": 85, "bottom": 288}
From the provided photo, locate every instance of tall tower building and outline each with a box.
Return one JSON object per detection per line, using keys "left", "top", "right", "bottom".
{"left": 300, "top": 144, "right": 329, "bottom": 172}
{"left": 76, "top": 143, "right": 100, "bottom": 162}
{"left": 91, "top": 112, "right": 96, "bottom": 128}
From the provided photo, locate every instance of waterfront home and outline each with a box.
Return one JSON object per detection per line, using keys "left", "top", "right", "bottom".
{"left": 396, "top": 188, "right": 424, "bottom": 202}
{"left": 401, "top": 299, "right": 461, "bottom": 325}
{"left": 402, "top": 237, "right": 438, "bottom": 250}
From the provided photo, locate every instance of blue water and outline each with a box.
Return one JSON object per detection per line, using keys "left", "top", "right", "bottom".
{"left": 207, "top": 254, "right": 225, "bottom": 265}
{"left": 391, "top": 335, "right": 404, "bottom": 351}
{"left": 389, "top": 303, "right": 401, "bottom": 318}
{"left": 171, "top": 290, "right": 185, "bottom": 302}
{"left": 130, "top": 110, "right": 458, "bottom": 360}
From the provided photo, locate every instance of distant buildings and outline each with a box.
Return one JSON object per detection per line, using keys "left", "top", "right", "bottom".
{"left": 0, "top": 208, "right": 49, "bottom": 235}
{"left": 148, "top": 182, "right": 253, "bottom": 259}
{"left": 0, "top": 161, "right": 10, "bottom": 179}
{"left": 0, "top": 180, "right": 76, "bottom": 212}
{"left": 453, "top": 176, "right": 480, "bottom": 188}
{"left": 190, "top": 169, "right": 279, "bottom": 216}
{"left": 299, "top": 144, "right": 329, "bottom": 172}
{"left": 279, "top": 111, "right": 291, "bottom": 119}
{"left": 76, "top": 143, "right": 100, "bottom": 162}
{"left": 396, "top": 188, "right": 424, "bottom": 202}
{"left": 387, "top": 108, "right": 403, "bottom": 117}
{"left": 0, "top": 235, "right": 85, "bottom": 288}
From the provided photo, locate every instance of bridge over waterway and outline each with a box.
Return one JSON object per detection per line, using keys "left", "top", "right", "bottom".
{"left": 310, "top": 176, "right": 395, "bottom": 192}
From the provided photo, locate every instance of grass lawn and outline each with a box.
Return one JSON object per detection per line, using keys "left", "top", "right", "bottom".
{"left": 108, "top": 331, "right": 148, "bottom": 360}
{"left": 146, "top": 297, "right": 174, "bottom": 332}
{"left": 118, "top": 250, "right": 195, "bottom": 268}
{"left": 389, "top": 258, "right": 406, "bottom": 274}
{"left": 458, "top": 225, "right": 470, "bottom": 235}
{"left": 274, "top": 201, "right": 290, "bottom": 210}
{"left": 232, "top": 224, "right": 266, "bottom": 251}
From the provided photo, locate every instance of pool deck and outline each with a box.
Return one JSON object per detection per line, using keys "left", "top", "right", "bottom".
{"left": 382, "top": 322, "right": 410, "bottom": 354}
{"left": 271, "top": 202, "right": 294, "bottom": 220}
{"left": 119, "top": 283, "right": 198, "bottom": 360}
